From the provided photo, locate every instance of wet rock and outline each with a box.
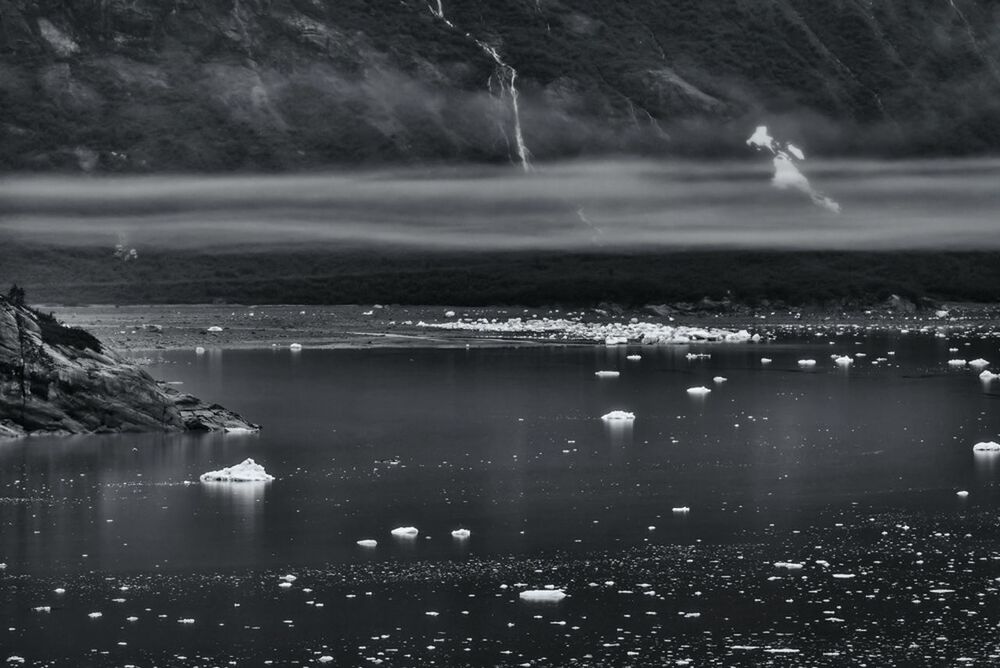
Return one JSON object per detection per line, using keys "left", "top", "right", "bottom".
{"left": 0, "top": 296, "right": 258, "bottom": 437}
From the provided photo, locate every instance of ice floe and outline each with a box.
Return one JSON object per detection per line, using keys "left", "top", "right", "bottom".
{"left": 356, "top": 539, "right": 378, "bottom": 548}
{"left": 948, "top": 359, "right": 967, "bottom": 367}
{"left": 972, "top": 441, "right": 1000, "bottom": 452}
{"left": 968, "top": 358, "right": 990, "bottom": 368}
{"left": 601, "top": 411, "right": 635, "bottom": 421}
{"left": 712, "top": 376, "right": 727, "bottom": 383}
{"left": 595, "top": 371, "right": 620, "bottom": 378}
{"left": 686, "top": 386, "right": 711, "bottom": 396}
{"left": 391, "top": 526, "right": 419, "bottom": 537}
{"left": 199, "top": 459, "right": 274, "bottom": 483}
{"left": 451, "top": 529, "right": 471, "bottom": 539}
{"left": 797, "top": 359, "right": 817, "bottom": 367}
{"left": 519, "top": 589, "right": 567, "bottom": 602}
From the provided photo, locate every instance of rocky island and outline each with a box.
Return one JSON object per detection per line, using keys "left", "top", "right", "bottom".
{"left": 0, "top": 290, "right": 258, "bottom": 438}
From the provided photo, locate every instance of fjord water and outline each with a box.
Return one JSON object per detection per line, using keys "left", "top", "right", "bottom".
{"left": 2, "top": 335, "right": 999, "bottom": 665}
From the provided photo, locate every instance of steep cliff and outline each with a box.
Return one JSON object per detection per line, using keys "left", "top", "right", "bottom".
{"left": 1, "top": 0, "right": 999, "bottom": 171}
{"left": 0, "top": 294, "right": 258, "bottom": 436}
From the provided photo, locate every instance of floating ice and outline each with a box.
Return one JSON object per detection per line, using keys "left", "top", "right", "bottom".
{"left": 601, "top": 411, "right": 635, "bottom": 421}
{"left": 626, "top": 355, "right": 642, "bottom": 361}
{"left": 356, "top": 539, "right": 377, "bottom": 548}
{"left": 88, "top": 612, "right": 102, "bottom": 618}
{"left": 798, "top": 359, "right": 817, "bottom": 367}
{"left": 979, "top": 370, "right": 998, "bottom": 381}
{"left": 391, "top": 526, "right": 419, "bottom": 537}
{"left": 834, "top": 356, "right": 853, "bottom": 365}
{"left": 672, "top": 506, "right": 690, "bottom": 513}
{"left": 195, "top": 346, "right": 205, "bottom": 355}
{"left": 972, "top": 441, "right": 1000, "bottom": 451}
{"left": 956, "top": 490, "right": 969, "bottom": 497}
{"left": 761, "top": 358, "right": 773, "bottom": 364}
{"left": 319, "top": 657, "right": 333, "bottom": 664}
{"left": 686, "top": 386, "right": 711, "bottom": 396}
{"left": 774, "top": 562, "right": 804, "bottom": 570}
{"left": 206, "top": 326, "right": 223, "bottom": 333}
{"left": 968, "top": 358, "right": 990, "bottom": 368}
{"left": 948, "top": 359, "right": 967, "bottom": 366}
{"left": 712, "top": 376, "right": 727, "bottom": 384}
{"left": 289, "top": 343, "right": 303, "bottom": 351}
{"left": 444, "top": 310, "right": 456, "bottom": 318}
{"left": 199, "top": 458, "right": 274, "bottom": 483}
{"left": 519, "top": 589, "right": 567, "bottom": 602}
{"left": 832, "top": 573, "right": 856, "bottom": 579}
{"left": 451, "top": 529, "right": 471, "bottom": 539}
{"left": 595, "top": 371, "right": 620, "bottom": 378}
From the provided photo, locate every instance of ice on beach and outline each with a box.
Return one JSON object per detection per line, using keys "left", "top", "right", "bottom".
{"left": 686, "top": 386, "right": 711, "bottom": 396}
{"left": 391, "top": 526, "right": 419, "bottom": 537}
{"left": 418, "top": 317, "right": 755, "bottom": 346}
{"left": 356, "top": 539, "right": 377, "bottom": 548}
{"left": 595, "top": 371, "right": 620, "bottom": 378}
{"left": 195, "top": 346, "right": 205, "bottom": 355}
{"left": 601, "top": 411, "right": 635, "bottom": 421}
{"left": 519, "top": 589, "right": 567, "bottom": 602}
{"left": 973, "top": 441, "right": 1000, "bottom": 451}
{"left": 451, "top": 529, "right": 471, "bottom": 539}
{"left": 798, "top": 359, "right": 817, "bottom": 367}
{"left": 444, "top": 310, "right": 456, "bottom": 318}
{"left": 199, "top": 458, "right": 274, "bottom": 483}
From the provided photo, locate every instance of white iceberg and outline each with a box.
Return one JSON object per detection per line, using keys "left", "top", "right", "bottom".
{"left": 973, "top": 441, "right": 1000, "bottom": 451}
{"left": 979, "top": 370, "right": 998, "bottom": 381}
{"left": 797, "top": 359, "right": 817, "bottom": 367}
{"left": 595, "top": 371, "right": 620, "bottom": 378}
{"left": 356, "top": 539, "right": 377, "bottom": 548}
{"left": 391, "top": 526, "right": 419, "bottom": 537}
{"left": 956, "top": 490, "right": 969, "bottom": 497}
{"left": 948, "top": 359, "right": 967, "bottom": 367}
{"left": 199, "top": 458, "right": 274, "bottom": 483}
{"left": 686, "top": 386, "right": 711, "bottom": 395}
{"left": 834, "top": 356, "right": 853, "bottom": 366}
{"left": 451, "top": 528, "right": 471, "bottom": 539}
{"left": 289, "top": 343, "right": 303, "bottom": 351}
{"left": 519, "top": 589, "right": 567, "bottom": 602}
{"left": 601, "top": 411, "right": 635, "bottom": 421}
{"left": 968, "top": 358, "right": 990, "bottom": 368}
{"left": 712, "top": 376, "right": 727, "bottom": 383}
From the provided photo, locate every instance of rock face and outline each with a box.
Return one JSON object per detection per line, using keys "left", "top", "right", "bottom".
{"left": 0, "top": 296, "right": 258, "bottom": 437}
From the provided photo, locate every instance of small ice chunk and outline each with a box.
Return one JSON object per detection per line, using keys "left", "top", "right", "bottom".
{"left": 206, "top": 326, "right": 223, "bottom": 333}
{"left": 760, "top": 357, "right": 773, "bottom": 364}
{"left": 672, "top": 506, "right": 690, "bottom": 513}
{"left": 195, "top": 346, "right": 205, "bottom": 355}
{"left": 712, "top": 376, "right": 727, "bottom": 384}
{"left": 319, "top": 657, "right": 334, "bottom": 663}
{"left": 797, "top": 359, "right": 816, "bottom": 367}
{"left": 774, "top": 562, "right": 804, "bottom": 570}
{"left": 834, "top": 356, "right": 853, "bottom": 365}
{"left": 948, "top": 359, "right": 967, "bottom": 367}
{"left": 601, "top": 411, "right": 635, "bottom": 421}
{"left": 88, "top": 612, "right": 102, "bottom": 619}
{"left": 956, "top": 490, "right": 969, "bottom": 497}
{"left": 444, "top": 310, "right": 456, "bottom": 318}
{"left": 356, "top": 539, "right": 377, "bottom": 548}
{"left": 391, "top": 526, "right": 419, "bottom": 537}
{"left": 686, "top": 386, "right": 711, "bottom": 396}
{"left": 519, "top": 590, "right": 567, "bottom": 602}
{"left": 289, "top": 343, "right": 303, "bottom": 351}
{"left": 280, "top": 574, "right": 297, "bottom": 582}
{"left": 200, "top": 459, "right": 274, "bottom": 483}
{"left": 595, "top": 371, "right": 620, "bottom": 378}
{"left": 968, "top": 358, "right": 990, "bottom": 368}
{"left": 626, "top": 355, "right": 642, "bottom": 361}
{"left": 832, "top": 573, "right": 856, "bottom": 579}
{"left": 973, "top": 441, "right": 1000, "bottom": 451}
{"left": 451, "top": 528, "right": 471, "bottom": 539}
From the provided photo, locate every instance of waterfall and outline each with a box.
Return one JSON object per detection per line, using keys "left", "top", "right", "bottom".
{"left": 425, "top": 1, "right": 532, "bottom": 171}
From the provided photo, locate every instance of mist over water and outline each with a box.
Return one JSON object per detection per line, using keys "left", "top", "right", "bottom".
{"left": 2, "top": 158, "right": 999, "bottom": 252}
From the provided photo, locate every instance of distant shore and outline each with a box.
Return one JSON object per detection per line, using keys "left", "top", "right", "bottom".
{"left": 44, "top": 303, "right": 1000, "bottom": 353}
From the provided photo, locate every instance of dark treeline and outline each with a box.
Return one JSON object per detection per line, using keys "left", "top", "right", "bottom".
{"left": 3, "top": 246, "right": 1000, "bottom": 307}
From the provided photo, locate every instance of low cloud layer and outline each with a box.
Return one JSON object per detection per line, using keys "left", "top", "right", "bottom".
{"left": 2, "top": 159, "right": 999, "bottom": 252}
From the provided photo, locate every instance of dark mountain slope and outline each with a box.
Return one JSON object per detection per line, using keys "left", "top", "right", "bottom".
{"left": 1, "top": 0, "right": 999, "bottom": 171}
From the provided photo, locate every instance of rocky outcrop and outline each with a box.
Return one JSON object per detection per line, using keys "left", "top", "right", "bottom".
{"left": 0, "top": 296, "right": 258, "bottom": 437}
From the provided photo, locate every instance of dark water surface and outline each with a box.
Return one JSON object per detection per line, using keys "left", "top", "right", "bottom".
{"left": 2, "top": 333, "right": 999, "bottom": 665}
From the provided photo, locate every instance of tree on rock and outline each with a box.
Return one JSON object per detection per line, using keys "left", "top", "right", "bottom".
{"left": 6, "top": 284, "right": 25, "bottom": 306}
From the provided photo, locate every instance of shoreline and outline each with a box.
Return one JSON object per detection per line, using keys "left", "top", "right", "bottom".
{"left": 45, "top": 302, "right": 1000, "bottom": 353}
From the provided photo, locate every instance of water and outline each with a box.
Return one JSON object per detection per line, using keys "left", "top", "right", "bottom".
{"left": 2, "top": 333, "right": 999, "bottom": 665}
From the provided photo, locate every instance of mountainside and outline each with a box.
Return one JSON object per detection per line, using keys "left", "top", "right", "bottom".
{"left": 0, "top": 292, "right": 259, "bottom": 436}
{"left": 1, "top": 0, "right": 999, "bottom": 172}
